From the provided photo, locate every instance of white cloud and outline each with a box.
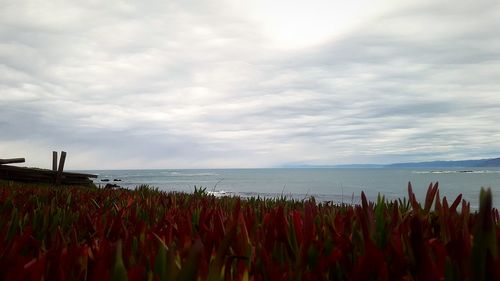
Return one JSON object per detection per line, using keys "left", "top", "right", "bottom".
{"left": 1, "top": 0, "right": 500, "bottom": 168}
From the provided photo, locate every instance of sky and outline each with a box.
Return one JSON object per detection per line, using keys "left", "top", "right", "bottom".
{"left": 1, "top": 0, "right": 500, "bottom": 169}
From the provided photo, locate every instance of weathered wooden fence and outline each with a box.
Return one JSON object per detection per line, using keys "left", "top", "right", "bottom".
{"left": 0, "top": 151, "right": 96, "bottom": 185}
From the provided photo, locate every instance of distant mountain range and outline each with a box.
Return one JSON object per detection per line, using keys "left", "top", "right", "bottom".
{"left": 282, "top": 157, "right": 500, "bottom": 169}
{"left": 385, "top": 157, "right": 500, "bottom": 168}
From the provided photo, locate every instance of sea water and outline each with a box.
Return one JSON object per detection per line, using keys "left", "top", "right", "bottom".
{"left": 79, "top": 168, "right": 500, "bottom": 209}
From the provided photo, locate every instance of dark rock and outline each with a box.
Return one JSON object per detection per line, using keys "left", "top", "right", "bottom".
{"left": 113, "top": 179, "right": 122, "bottom": 182}
{"left": 104, "top": 183, "right": 120, "bottom": 189}
{"left": 101, "top": 179, "right": 110, "bottom": 182}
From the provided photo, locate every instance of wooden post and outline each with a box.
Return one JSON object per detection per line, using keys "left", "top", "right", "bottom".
{"left": 0, "top": 158, "right": 25, "bottom": 165}
{"left": 52, "top": 151, "right": 58, "bottom": 171}
{"left": 55, "top": 151, "right": 67, "bottom": 185}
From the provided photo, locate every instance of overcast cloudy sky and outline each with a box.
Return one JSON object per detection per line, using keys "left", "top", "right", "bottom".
{"left": 1, "top": 0, "right": 500, "bottom": 169}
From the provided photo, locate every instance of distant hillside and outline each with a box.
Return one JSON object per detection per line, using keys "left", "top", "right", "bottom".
{"left": 479, "top": 158, "right": 500, "bottom": 167}
{"left": 281, "top": 157, "right": 500, "bottom": 169}
{"left": 385, "top": 157, "right": 500, "bottom": 168}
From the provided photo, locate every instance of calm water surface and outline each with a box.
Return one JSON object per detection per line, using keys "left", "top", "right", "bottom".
{"left": 80, "top": 168, "right": 500, "bottom": 209}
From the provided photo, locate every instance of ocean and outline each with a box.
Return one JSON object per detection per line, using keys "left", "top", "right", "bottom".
{"left": 80, "top": 168, "right": 500, "bottom": 210}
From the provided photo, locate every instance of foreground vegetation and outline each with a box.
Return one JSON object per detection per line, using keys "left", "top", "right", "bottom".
{"left": 0, "top": 181, "right": 499, "bottom": 280}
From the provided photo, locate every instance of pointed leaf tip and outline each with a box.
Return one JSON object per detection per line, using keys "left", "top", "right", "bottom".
{"left": 111, "top": 240, "right": 128, "bottom": 281}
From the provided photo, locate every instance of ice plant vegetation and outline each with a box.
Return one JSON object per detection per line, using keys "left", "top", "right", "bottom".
{"left": 0, "top": 181, "right": 499, "bottom": 280}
